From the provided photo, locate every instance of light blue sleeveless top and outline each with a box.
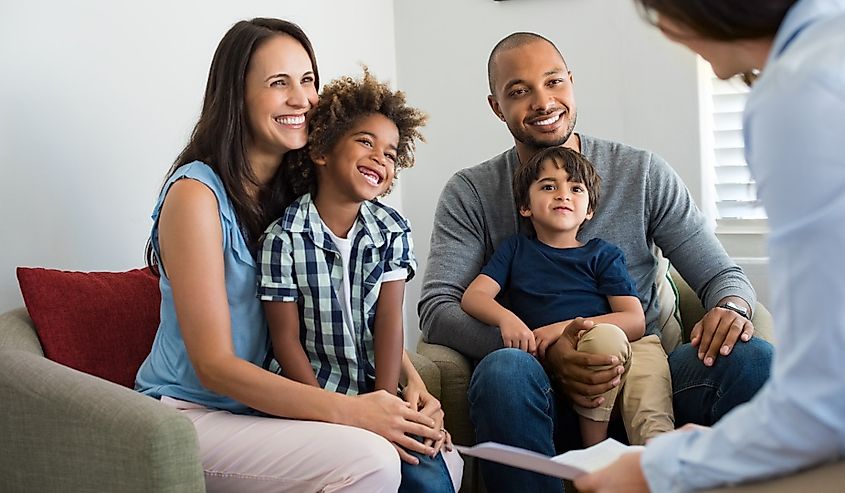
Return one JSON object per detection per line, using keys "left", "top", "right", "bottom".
{"left": 135, "top": 161, "right": 268, "bottom": 413}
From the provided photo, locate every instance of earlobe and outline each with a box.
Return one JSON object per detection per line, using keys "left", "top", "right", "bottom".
{"left": 519, "top": 207, "right": 532, "bottom": 218}
{"left": 488, "top": 95, "right": 506, "bottom": 122}
{"left": 310, "top": 151, "right": 327, "bottom": 166}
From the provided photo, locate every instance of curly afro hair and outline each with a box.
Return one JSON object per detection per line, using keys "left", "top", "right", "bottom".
{"left": 285, "top": 67, "right": 427, "bottom": 198}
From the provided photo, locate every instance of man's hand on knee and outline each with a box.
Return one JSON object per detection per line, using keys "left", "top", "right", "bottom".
{"left": 690, "top": 302, "right": 755, "bottom": 367}
{"left": 543, "top": 318, "right": 626, "bottom": 408}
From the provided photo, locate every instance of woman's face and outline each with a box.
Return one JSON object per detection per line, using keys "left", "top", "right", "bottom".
{"left": 656, "top": 14, "right": 752, "bottom": 80}
{"left": 244, "top": 34, "right": 318, "bottom": 165}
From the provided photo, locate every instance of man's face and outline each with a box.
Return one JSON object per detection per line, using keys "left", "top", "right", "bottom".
{"left": 488, "top": 40, "right": 577, "bottom": 151}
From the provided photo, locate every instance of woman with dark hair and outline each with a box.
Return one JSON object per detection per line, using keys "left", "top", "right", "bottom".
{"left": 576, "top": 0, "right": 845, "bottom": 491}
{"left": 135, "top": 18, "right": 446, "bottom": 492}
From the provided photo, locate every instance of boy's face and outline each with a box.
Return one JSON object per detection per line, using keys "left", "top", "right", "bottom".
{"left": 312, "top": 113, "right": 399, "bottom": 202}
{"left": 519, "top": 161, "right": 593, "bottom": 236}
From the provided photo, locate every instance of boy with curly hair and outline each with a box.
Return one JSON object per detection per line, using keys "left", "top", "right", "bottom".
{"left": 258, "top": 69, "right": 461, "bottom": 492}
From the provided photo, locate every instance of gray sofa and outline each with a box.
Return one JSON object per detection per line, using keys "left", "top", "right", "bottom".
{"left": 0, "top": 306, "right": 441, "bottom": 493}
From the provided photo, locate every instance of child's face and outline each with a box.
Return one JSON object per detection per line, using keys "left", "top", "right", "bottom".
{"left": 519, "top": 160, "right": 593, "bottom": 236}
{"left": 313, "top": 113, "right": 399, "bottom": 202}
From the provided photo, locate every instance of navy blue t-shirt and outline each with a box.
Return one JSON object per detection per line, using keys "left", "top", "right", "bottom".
{"left": 480, "top": 235, "right": 639, "bottom": 330}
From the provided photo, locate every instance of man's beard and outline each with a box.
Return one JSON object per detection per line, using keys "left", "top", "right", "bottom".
{"left": 511, "top": 109, "right": 577, "bottom": 151}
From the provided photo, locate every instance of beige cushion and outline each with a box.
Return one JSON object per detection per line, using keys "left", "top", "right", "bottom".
{"left": 654, "top": 250, "right": 684, "bottom": 353}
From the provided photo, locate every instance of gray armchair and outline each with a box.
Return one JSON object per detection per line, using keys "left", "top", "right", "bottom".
{"left": 418, "top": 269, "right": 776, "bottom": 493}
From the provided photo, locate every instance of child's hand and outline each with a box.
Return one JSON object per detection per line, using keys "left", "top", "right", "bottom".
{"left": 500, "top": 315, "right": 536, "bottom": 354}
{"left": 401, "top": 370, "right": 451, "bottom": 456}
{"left": 402, "top": 378, "right": 452, "bottom": 454}
{"left": 533, "top": 322, "right": 568, "bottom": 359}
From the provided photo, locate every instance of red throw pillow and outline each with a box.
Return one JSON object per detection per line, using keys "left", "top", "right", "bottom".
{"left": 16, "top": 267, "right": 161, "bottom": 388}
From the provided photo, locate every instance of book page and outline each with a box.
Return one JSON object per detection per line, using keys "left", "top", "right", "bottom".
{"left": 456, "top": 438, "right": 643, "bottom": 480}
{"left": 551, "top": 438, "right": 644, "bottom": 474}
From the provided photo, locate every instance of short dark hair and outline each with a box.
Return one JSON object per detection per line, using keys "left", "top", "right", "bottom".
{"left": 286, "top": 67, "right": 427, "bottom": 197}
{"left": 513, "top": 147, "right": 601, "bottom": 221}
{"left": 633, "top": 0, "right": 797, "bottom": 40}
{"left": 487, "top": 32, "right": 568, "bottom": 95}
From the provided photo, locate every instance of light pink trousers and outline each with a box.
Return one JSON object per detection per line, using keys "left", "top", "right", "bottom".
{"left": 162, "top": 397, "right": 463, "bottom": 493}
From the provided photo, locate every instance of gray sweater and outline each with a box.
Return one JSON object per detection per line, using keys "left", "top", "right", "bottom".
{"left": 418, "top": 134, "right": 756, "bottom": 360}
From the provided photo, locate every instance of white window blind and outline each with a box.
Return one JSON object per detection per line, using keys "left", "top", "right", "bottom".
{"left": 709, "top": 76, "right": 767, "bottom": 220}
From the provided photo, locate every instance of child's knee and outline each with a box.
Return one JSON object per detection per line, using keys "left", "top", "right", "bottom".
{"left": 577, "top": 323, "right": 631, "bottom": 366}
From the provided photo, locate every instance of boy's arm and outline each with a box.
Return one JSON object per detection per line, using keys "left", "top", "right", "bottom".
{"left": 534, "top": 296, "right": 645, "bottom": 350}
{"left": 373, "top": 280, "right": 405, "bottom": 395}
{"left": 264, "top": 301, "right": 319, "bottom": 387}
{"left": 462, "top": 274, "right": 535, "bottom": 354}
{"left": 590, "top": 295, "right": 646, "bottom": 341}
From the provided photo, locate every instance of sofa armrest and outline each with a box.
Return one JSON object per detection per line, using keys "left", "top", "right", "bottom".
{"left": 0, "top": 348, "right": 205, "bottom": 492}
{"left": 671, "top": 270, "right": 776, "bottom": 344}
{"left": 416, "top": 341, "right": 474, "bottom": 447}
{"left": 0, "top": 307, "right": 43, "bottom": 355}
{"left": 704, "top": 460, "right": 845, "bottom": 492}
{"left": 406, "top": 349, "right": 441, "bottom": 399}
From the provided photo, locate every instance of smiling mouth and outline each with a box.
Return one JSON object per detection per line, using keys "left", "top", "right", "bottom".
{"left": 529, "top": 112, "right": 563, "bottom": 127}
{"left": 274, "top": 114, "right": 306, "bottom": 126}
{"left": 358, "top": 166, "right": 383, "bottom": 186}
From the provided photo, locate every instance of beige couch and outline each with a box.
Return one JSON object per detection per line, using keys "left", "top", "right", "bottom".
{"left": 0, "top": 306, "right": 441, "bottom": 493}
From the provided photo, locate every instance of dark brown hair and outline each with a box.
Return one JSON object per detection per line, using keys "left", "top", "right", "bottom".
{"left": 513, "top": 147, "right": 601, "bottom": 223}
{"left": 633, "top": 0, "right": 796, "bottom": 41}
{"left": 146, "top": 18, "right": 319, "bottom": 273}
{"left": 286, "top": 67, "right": 426, "bottom": 198}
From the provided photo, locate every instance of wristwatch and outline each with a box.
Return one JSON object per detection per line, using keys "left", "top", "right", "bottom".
{"left": 719, "top": 301, "right": 750, "bottom": 320}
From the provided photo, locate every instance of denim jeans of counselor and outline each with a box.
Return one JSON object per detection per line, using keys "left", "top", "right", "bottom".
{"left": 400, "top": 437, "right": 456, "bottom": 493}
{"left": 468, "top": 338, "right": 773, "bottom": 493}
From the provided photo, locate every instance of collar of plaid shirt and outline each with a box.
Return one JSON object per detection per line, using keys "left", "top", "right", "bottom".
{"left": 281, "top": 193, "right": 408, "bottom": 252}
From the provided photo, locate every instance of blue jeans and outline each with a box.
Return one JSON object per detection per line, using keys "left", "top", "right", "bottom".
{"left": 468, "top": 339, "right": 773, "bottom": 493}
{"left": 400, "top": 437, "right": 455, "bottom": 493}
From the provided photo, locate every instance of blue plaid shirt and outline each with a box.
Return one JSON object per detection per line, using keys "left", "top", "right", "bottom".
{"left": 257, "top": 193, "right": 416, "bottom": 395}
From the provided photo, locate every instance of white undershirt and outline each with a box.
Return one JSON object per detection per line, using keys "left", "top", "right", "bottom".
{"left": 322, "top": 219, "right": 407, "bottom": 331}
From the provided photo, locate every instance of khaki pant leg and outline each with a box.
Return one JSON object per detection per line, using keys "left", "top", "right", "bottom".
{"left": 574, "top": 323, "right": 631, "bottom": 422}
{"left": 621, "top": 334, "right": 675, "bottom": 444}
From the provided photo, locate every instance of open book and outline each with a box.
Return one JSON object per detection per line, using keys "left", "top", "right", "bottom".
{"left": 455, "top": 438, "right": 643, "bottom": 480}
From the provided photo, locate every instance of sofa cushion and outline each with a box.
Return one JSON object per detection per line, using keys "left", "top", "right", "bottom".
{"left": 16, "top": 267, "right": 160, "bottom": 388}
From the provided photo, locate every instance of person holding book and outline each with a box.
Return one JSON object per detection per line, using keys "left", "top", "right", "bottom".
{"left": 576, "top": 0, "right": 845, "bottom": 490}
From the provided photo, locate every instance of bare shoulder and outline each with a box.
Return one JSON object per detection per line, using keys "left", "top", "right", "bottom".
{"left": 161, "top": 178, "right": 220, "bottom": 217}
{"left": 158, "top": 178, "right": 224, "bottom": 261}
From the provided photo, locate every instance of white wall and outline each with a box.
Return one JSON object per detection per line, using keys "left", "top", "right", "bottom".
{"left": 394, "top": 0, "right": 705, "bottom": 347}
{"left": 0, "top": 0, "right": 766, "bottom": 349}
{"left": 0, "top": 1, "right": 399, "bottom": 313}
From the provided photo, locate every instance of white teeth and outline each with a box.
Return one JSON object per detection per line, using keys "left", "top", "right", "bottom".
{"left": 532, "top": 114, "right": 561, "bottom": 126}
{"left": 358, "top": 167, "right": 380, "bottom": 186}
{"left": 275, "top": 115, "right": 305, "bottom": 125}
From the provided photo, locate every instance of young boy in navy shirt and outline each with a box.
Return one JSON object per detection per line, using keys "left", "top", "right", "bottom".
{"left": 462, "top": 146, "right": 672, "bottom": 446}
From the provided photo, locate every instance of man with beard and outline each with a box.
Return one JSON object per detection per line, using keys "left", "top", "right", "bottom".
{"left": 418, "top": 32, "right": 774, "bottom": 492}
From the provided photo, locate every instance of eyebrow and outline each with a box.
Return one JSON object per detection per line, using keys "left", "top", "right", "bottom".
{"left": 264, "top": 71, "right": 314, "bottom": 83}
{"left": 355, "top": 131, "right": 398, "bottom": 151}
{"left": 502, "top": 68, "right": 566, "bottom": 92}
